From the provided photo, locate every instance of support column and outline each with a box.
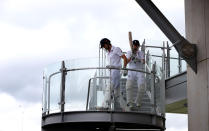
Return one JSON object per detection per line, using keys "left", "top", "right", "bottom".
{"left": 185, "top": 0, "right": 209, "bottom": 130}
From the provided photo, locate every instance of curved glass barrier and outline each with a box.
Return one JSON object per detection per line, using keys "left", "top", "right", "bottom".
{"left": 49, "top": 74, "right": 61, "bottom": 113}
{"left": 65, "top": 69, "right": 97, "bottom": 111}
{"left": 43, "top": 58, "right": 165, "bottom": 117}
{"left": 144, "top": 40, "right": 187, "bottom": 78}
{"left": 169, "top": 49, "right": 187, "bottom": 76}
{"left": 65, "top": 58, "right": 99, "bottom": 69}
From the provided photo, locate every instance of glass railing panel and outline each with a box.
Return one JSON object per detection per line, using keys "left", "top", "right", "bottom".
{"left": 144, "top": 51, "right": 165, "bottom": 116}
{"left": 44, "top": 62, "right": 61, "bottom": 77}
{"left": 154, "top": 63, "right": 165, "bottom": 116}
{"left": 49, "top": 73, "right": 61, "bottom": 113}
{"left": 87, "top": 69, "right": 111, "bottom": 111}
{"left": 42, "top": 57, "right": 165, "bottom": 116}
{"left": 136, "top": 72, "right": 153, "bottom": 114}
{"left": 169, "top": 58, "right": 186, "bottom": 76}
{"left": 145, "top": 44, "right": 163, "bottom": 69}
{"left": 85, "top": 68, "right": 157, "bottom": 114}
{"left": 169, "top": 48, "right": 187, "bottom": 76}
{"left": 122, "top": 69, "right": 159, "bottom": 114}
{"left": 65, "top": 58, "right": 99, "bottom": 69}
{"left": 182, "top": 60, "right": 187, "bottom": 72}
{"left": 65, "top": 69, "right": 97, "bottom": 111}
{"left": 144, "top": 40, "right": 187, "bottom": 78}
{"left": 170, "top": 58, "right": 180, "bottom": 76}
{"left": 43, "top": 61, "right": 61, "bottom": 114}
{"left": 42, "top": 72, "right": 48, "bottom": 113}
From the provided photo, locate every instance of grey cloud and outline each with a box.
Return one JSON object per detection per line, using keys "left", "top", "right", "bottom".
{"left": 0, "top": 0, "right": 185, "bottom": 41}
{"left": 0, "top": 57, "right": 52, "bottom": 103}
{"left": 0, "top": 1, "right": 120, "bottom": 29}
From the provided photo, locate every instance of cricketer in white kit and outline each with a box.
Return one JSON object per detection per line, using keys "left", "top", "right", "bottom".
{"left": 100, "top": 38, "right": 127, "bottom": 110}
{"left": 126, "top": 40, "right": 145, "bottom": 110}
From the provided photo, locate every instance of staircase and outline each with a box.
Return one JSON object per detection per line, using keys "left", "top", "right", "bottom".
{"left": 120, "top": 78, "right": 153, "bottom": 113}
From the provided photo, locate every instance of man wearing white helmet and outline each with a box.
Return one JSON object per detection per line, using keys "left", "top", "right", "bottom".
{"left": 100, "top": 38, "right": 128, "bottom": 110}
{"left": 125, "top": 40, "right": 145, "bottom": 111}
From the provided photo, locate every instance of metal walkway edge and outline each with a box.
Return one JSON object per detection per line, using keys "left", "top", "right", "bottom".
{"left": 165, "top": 71, "right": 187, "bottom": 114}
{"left": 42, "top": 111, "right": 165, "bottom": 131}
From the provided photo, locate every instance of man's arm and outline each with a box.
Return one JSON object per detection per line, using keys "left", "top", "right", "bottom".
{"left": 121, "top": 54, "right": 128, "bottom": 68}
{"left": 114, "top": 47, "right": 128, "bottom": 68}
{"left": 125, "top": 51, "right": 132, "bottom": 64}
{"left": 127, "top": 57, "right": 131, "bottom": 63}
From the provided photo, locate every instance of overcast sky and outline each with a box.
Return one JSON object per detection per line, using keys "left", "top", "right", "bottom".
{"left": 0, "top": 0, "right": 187, "bottom": 131}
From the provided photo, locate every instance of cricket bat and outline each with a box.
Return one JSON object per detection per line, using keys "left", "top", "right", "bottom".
{"left": 128, "top": 32, "right": 133, "bottom": 52}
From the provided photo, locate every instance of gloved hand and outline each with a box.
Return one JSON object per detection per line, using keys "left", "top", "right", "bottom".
{"left": 133, "top": 57, "right": 141, "bottom": 63}
{"left": 130, "top": 54, "right": 136, "bottom": 61}
{"left": 123, "top": 70, "right": 128, "bottom": 76}
{"left": 131, "top": 53, "right": 141, "bottom": 63}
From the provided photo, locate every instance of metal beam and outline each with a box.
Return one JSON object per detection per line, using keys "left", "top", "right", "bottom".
{"left": 135, "top": 0, "right": 197, "bottom": 73}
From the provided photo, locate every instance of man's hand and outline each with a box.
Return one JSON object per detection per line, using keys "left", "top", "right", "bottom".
{"left": 123, "top": 70, "right": 128, "bottom": 76}
{"left": 131, "top": 53, "right": 141, "bottom": 63}
{"left": 122, "top": 68, "right": 128, "bottom": 76}
{"left": 106, "top": 65, "right": 115, "bottom": 69}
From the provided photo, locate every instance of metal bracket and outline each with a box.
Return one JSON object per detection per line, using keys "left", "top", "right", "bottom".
{"left": 135, "top": 0, "right": 197, "bottom": 73}
{"left": 174, "top": 39, "right": 197, "bottom": 73}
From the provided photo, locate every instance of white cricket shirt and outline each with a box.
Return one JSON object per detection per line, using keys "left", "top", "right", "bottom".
{"left": 107, "top": 46, "right": 123, "bottom": 68}
{"left": 126, "top": 50, "right": 144, "bottom": 69}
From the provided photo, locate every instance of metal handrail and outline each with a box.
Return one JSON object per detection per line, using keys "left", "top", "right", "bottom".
{"left": 145, "top": 45, "right": 167, "bottom": 49}
{"left": 47, "top": 67, "right": 150, "bottom": 96}
{"left": 46, "top": 67, "right": 151, "bottom": 113}
{"left": 66, "top": 67, "right": 151, "bottom": 74}
{"left": 149, "top": 54, "right": 183, "bottom": 60}
{"left": 48, "top": 71, "right": 61, "bottom": 81}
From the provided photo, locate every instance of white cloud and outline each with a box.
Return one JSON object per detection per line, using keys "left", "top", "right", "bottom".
{"left": 0, "top": 21, "right": 73, "bottom": 61}
{"left": 152, "top": 0, "right": 185, "bottom": 36}
{"left": 166, "top": 113, "right": 188, "bottom": 130}
{"left": 0, "top": 93, "right": 41, "bottom": 131}
{"left": 166, "top": 127, "right": 187, "bottom": 131}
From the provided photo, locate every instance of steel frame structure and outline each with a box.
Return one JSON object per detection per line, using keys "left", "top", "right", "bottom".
{"left": 135, "top": 0, "right": 197, "bottom": 73}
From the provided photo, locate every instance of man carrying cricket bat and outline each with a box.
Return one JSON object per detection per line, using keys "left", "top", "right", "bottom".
{"left": 125, "top": 39, "right": 145, "bottom": 111}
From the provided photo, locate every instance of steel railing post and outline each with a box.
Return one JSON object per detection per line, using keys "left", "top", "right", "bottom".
{"left": 178, "top": 54, "right": 182, "bottom": 73}
{"left": 162, "top": 42, "right": 166, "bottom": 77}
{"left": 47, "top": 76, "right": 50, "bottom": 115}
{"left": 151, "top": 62, "right": 156, "bottom": 114}
{"left": 60, "top": 61, "right": 67, "bottom": 121}
{"left": 166, "top": 41, "right": 170, "bottom": 78}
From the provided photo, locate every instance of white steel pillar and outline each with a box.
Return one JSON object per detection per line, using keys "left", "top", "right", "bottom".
{"left": 185, "top": 0, "right": 209, "bottom": 130}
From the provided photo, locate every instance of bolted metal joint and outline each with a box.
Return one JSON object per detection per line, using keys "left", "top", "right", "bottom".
{"left": 60, "top": 67, "right": 67, "bottom": 73}
{"left": 58, "top": 101, "right": 65, "bottom": 105}
{"left": 174, "top": 38, "right": 197, "bottom": 73}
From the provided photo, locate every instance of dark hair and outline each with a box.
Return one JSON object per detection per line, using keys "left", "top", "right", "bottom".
{"left": 100, "top": 38, "right": 111, "bottom": 48}
{"left": 133, "top": 40, "right": 140, "bottom": 46}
